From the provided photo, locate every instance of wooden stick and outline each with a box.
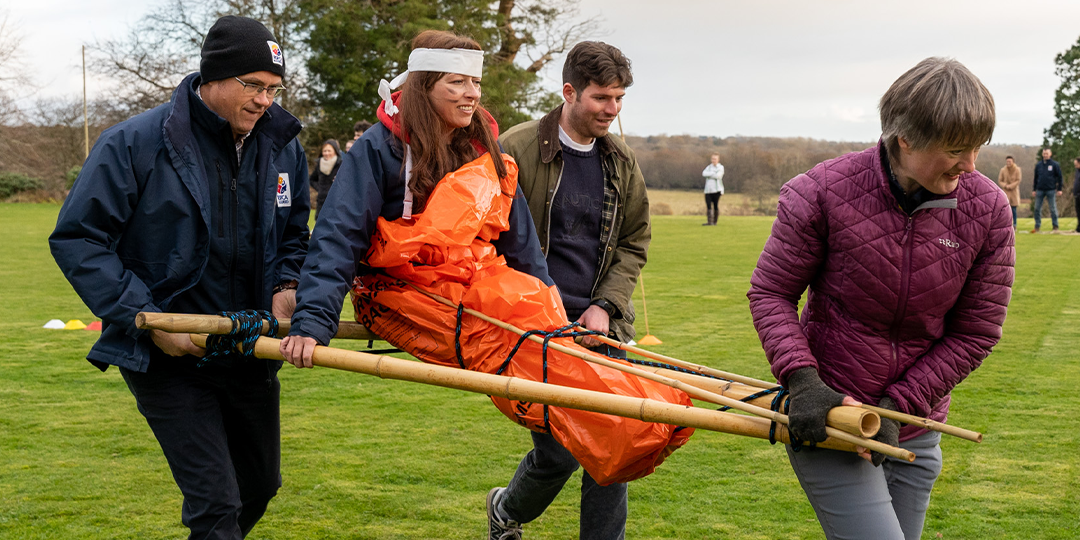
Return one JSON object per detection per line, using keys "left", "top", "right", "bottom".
{"left": 639, "top": 365, "right": 880, "bottom": 438}
{"left": 592, "top": 334, "right": 776, "bottom": 389}
{"left": 633, "top": 352, "right": 982, "bottom": 444}
{"left": 410, "top": 294, "right": 908, "bottom": 459}
{"left": 136, "top": 312, "right": 377, "bottom": 341}
{"left": 186, "top": 333, "right": 864, "bottom": 455}
{"left": 861, "top": 404, "right": 983, "bottom": 443}
{"left": 135, "top": 315, "right": 911, "bottom": 462}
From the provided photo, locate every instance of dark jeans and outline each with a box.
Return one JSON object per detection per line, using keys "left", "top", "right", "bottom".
{"left": 1075, "top": 198, "right": 1080, "bottom": 231}
{"left": 1010, "top": 205, "right": 1017, "bottom": 228}
{"left": 500, "top": 343, "right": 628, "bottom": 540}
{"left": 120, "top": 356, "right": 283, "bottom": 540}
{"left": 704, "top": 191, "right": 721, "bottom": 213}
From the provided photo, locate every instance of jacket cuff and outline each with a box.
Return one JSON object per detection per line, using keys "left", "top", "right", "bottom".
{"left": 125, "top": 303, "right": 162, "bottom": 340}
{"left": 288, "top": 317, "right": 335, "bottom": 346}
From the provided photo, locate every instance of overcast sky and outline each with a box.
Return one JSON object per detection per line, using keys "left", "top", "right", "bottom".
{"left": 8, "top": 0, "right": 1080, "bottom": 145}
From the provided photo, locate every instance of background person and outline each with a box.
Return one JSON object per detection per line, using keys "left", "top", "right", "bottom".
{"left": 702, "top": 152, "right": 725, "bottom": 226}
{"left": 492, "top": 40, "right": 648, "bottom": 540}
{"left": 1031, "top": 147, "right": 1063, "bottom": 232}
{"left": 747, "top": 57, "right": 1014, "bottom": 540}
{"left": 997, "top": 155, "right": 1021, "bottom": 228}
{"left": 49, "top": 15, "right": 309, "bottom": 539}
{"left": 353, "top": 119, "right": 371, "bottom": 140}
{"left": 313, "top": 138, "right": 342, "bottom": 220}
{"left": 1073, "top": 158, "right": 1080, "bottom": 234}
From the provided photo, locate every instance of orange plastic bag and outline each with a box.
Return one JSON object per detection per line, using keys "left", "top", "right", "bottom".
{"left": 352, "top": 153, "right": 694, "bottom": 484}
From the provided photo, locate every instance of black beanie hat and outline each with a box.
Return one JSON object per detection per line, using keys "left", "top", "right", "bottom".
{"left": 200, "top": 16, "right": 286, "bottom": 83}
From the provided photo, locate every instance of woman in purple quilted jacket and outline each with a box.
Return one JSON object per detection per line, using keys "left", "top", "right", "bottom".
{"left": 747, "top": 57, "right": 1015, "bottom": 540}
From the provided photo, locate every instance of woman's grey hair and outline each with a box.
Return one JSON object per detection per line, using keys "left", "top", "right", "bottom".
{"left": 879, "top": 57, "right": 995, "bottom": 154}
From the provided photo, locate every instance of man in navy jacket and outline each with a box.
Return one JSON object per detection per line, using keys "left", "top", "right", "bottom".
{"left": 1031, "top": 147, "right": 1063, "bottom": 232}
{"left": 49, "top": 16, "right": 308, "bottom": 539}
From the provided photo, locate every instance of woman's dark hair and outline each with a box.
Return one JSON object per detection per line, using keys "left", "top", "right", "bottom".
{"left": 321, "top": 139, "right": 342, "bottom": 157}
{"left": 397, "top": 30, "right": 506, "bottom": 212}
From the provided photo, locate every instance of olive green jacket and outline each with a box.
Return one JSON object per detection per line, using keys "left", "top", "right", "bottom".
{"left": 499, "top": 105, "right": 651, "bottom": 342}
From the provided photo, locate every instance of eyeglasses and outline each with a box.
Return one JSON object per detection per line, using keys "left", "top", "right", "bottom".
{"left": 233, "top": 77, "right": 287, "bottom": 99}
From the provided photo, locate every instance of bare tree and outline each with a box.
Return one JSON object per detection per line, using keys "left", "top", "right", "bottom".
{"left": 0, "top": 10, "right": 31, "bottom": 124}
{"left": 88, "top": 0, "right": 308, "bottom": 115}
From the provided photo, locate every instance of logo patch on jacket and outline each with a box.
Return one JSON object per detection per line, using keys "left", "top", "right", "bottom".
{"left": 276, "top": 173, "right": 291, "bottom": 207}
{"left": 938, "top": 238, "right": 959, "bottom": 249}
{"left": 268, "top": 41, "right": 283, "bottom": 66}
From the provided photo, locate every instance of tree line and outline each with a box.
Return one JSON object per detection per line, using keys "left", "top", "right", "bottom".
{"left": 0, "top": 3, "right": 1071, "bottom": 211}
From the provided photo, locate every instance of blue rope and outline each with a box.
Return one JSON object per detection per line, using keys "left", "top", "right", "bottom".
{"left": 717, "top": 386, "right": 781, "bottom": 412}
{"left": 199, "top": 310, "right": 278, "bottom": 368}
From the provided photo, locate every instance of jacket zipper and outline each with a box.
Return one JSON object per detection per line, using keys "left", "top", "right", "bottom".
{"left": 229, "top": 175, "right": 238, "bottom": 310}
{"left": 215, "top": 161, "right": 225, "bottom": 238}
{"left": 889, "top": 215, "right": 915, "bottom": 380}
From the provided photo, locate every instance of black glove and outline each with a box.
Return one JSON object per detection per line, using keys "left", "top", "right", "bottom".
{"left": 785, "top": 367, "right": 845, "bottom": 445}
{"left": 870, "top": 396, "right": 901, "bottom": 467}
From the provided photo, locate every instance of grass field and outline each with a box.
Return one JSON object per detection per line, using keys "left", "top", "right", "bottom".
{"left": 2, "top": 203, "right": 1079, "bottom": 539}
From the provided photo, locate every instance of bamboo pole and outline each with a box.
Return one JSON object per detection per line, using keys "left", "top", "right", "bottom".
{"left": 409, "top": 294, "right": 907, "bottom": 458}
{"left": 135, "top": 315, "right": 911, "bottom": 462}
{"left": 640, "top": 365, "right": 880, "bottom": 438}
{"left": 592, "top": 334, "right": 776, "bottom": 389}
{"left": 136, "top": 312, "right": 377, "bottom": 341}
{"left": 635, "top": 351, "right": 983, "bottom": 444}
{"left": 185, "top": 332, "right": 863, "bottom": 455}
{"left": 861, "top": 404, "right": 982, "bottom": 443}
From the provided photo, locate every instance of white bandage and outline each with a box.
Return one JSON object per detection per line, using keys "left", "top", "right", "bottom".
{"left": 378, "top": 48, "right": 485, "bottom": 116}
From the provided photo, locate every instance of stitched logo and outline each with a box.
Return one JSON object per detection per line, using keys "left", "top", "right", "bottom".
{"left": 276, "top": 173, "right": 291, "bottom": 207}
{"left": 939, "top": 238, "right": 959, "bottom": 249}
{"left": 268, "top": 41, "right": 283, "bottom": 66}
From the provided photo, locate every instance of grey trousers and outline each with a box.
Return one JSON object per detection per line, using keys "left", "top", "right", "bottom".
{"left": 499, "top": 431, "right": 628, "bottom": 540}
{"left": 787, "top": 431, "right": 943, "bottom": 540}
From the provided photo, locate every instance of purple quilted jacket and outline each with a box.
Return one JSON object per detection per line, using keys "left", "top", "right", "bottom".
{"left": 747, "top": 142, "right": 1015, "bottom": 440}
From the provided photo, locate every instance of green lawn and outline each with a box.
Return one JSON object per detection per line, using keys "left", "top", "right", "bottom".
{"left": 2, "top": 203, "right": 1078, "bottom": 539}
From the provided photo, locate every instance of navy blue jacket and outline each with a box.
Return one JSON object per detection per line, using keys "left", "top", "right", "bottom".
{"left": 50, "top": 73, "right": 310, "bottom": 372}
{"left": 289, "top": 122, "right": 552, "bottom": 345}
{"left": 1033, "top": 158, "right": 1063, "bottom": 191}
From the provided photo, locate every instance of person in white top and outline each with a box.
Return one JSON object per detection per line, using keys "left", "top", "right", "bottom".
{"left": 702, "top": 153, "right": 725, "bottom": 226}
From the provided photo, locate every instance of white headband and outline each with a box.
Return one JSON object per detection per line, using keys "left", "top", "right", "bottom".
{"left": 378, "top": 47, "right": 485, "bottom": 116}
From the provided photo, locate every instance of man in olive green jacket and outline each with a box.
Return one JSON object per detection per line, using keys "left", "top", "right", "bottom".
{"left": 486, "top": 41, "right": 649, "bottom": 540}
{"left": 498, "top": 74, "right": 649, "bottom": 348}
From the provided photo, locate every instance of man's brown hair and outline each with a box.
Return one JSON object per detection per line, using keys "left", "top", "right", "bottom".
{"left": 562, "top": 41, "right": 633, "bottom": 93}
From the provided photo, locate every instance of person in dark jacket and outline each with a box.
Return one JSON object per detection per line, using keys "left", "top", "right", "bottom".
{"left": 747, "top": 58, "right": 1014, "bottom": 540}
{"left": 313, "top": 139, "right": 342, "bottom": 220}
{"left": 1031, "top": 147, "right": 1063, "bottom": 232}
{"left": 1073, "top": 158, "right": 1080, "bottom": 233}
{"left": 49, "top": 16, "right": 309, "bottom": 539}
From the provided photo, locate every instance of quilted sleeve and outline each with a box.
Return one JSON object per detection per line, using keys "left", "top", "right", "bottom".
{"left": 885, "top": 195, "right": 1016, "bottom": 417}
{"left": 747, "top": 170, "right": 829, "bottom": 386}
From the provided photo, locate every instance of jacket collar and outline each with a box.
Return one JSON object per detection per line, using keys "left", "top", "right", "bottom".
{"left": 538, "top": 104, "right": 630, "bottom": 164}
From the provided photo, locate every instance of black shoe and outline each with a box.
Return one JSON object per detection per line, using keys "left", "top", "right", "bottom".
{"left": 486, "top": 487, "right": 523, "bottom": 540}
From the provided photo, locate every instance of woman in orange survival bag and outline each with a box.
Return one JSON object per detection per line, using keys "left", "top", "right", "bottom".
{"left": 281, "top": 30, "right": 693, "bottom": 486}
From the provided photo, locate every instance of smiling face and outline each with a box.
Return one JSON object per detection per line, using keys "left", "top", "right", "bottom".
{"left": 321, "top": 144, "right": 336, "bottom": 160}
{"left": 429, "top": 72, "right": 480, "bottom": 133}
{"left": 1043, "top": 148, "right": 1052, "bottom": 161}
{"left": 894, "top": 137, "right": 979, "bottom": 195}
{"left": 200, "top": 71, "right": 281, "bottom": 139}
{"left": 561, "top": 82, "right": 625, "bottom": 144}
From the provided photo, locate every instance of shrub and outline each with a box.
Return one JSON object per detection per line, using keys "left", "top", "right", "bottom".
{"left": 0, "top": 173, "right": 44, "bottom": 200}
{"left": 66, "top": 166, "right": 82, "bottom": 190}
